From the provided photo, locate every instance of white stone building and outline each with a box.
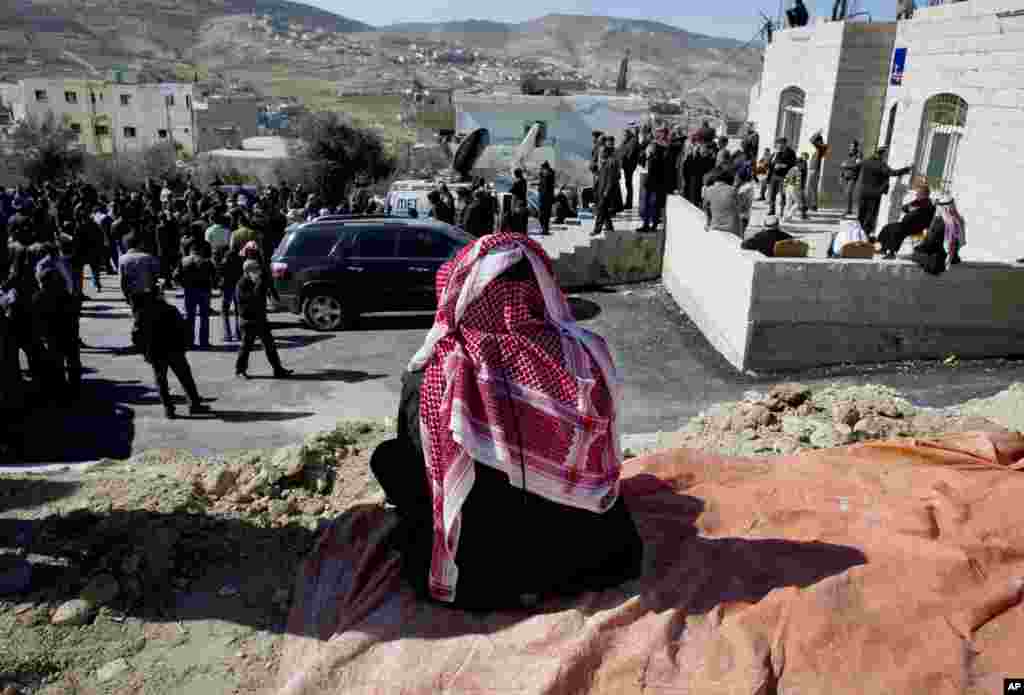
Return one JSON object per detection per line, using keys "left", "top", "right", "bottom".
{"left": 1, "top": 71, "right": 195, "bottom": 157}
{"left": 878, "top": 0, "right": 1024, "bottom": 262}
{"left": 747, "top": 19, "right": 897, "bottom": 207}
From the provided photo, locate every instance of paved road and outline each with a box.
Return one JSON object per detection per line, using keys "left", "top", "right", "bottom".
{"left": 8, "top": 279, "right": 1024, "bottom": 468}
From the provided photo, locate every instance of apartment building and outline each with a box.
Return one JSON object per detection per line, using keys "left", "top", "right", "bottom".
{"left": 1, "top": 71, "right": 196, "bottom": 157}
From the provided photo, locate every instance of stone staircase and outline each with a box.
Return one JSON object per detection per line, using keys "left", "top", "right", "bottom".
{"left": 536, "top": 207, "right": 665, "bottom": 289}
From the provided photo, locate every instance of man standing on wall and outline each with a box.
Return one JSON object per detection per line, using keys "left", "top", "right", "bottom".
{"left": 855, "top": 146, "right": 912, "bottom": 239}
{"left": 617, "top": 129, "right": 640, "bottom": 210}
{"left": 805, "top": 131, "right": 829, "bottom": 213}
{"left": 766, "top": 137, "right": 797, "bottom": 217}
{"left": 839, "top": 141, "right": 862, "bottom": 215}
{"left": 536, "top": 161, "right": 556, "bottom": 235}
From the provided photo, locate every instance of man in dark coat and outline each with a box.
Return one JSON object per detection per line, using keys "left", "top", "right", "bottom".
{"left": 462, "top": 190, "right": 492, "bottom": 239}
{"left": 536, "top": 161, "right": 556, "bottom": 234}
{"left": 617, "top": 130, "right": 640, "bottom": 210}
{"left": 136, "top": 291, "right": 210, "bottom": 419}
{"left": 742, "top": 125, "right": 760, "bottom": 163}
{"left": 590, "top": 131, "right": 604, "bottom": 190}
{"left": 856, "top": 146, "right": 912, "bottom": 238}
{"left": 235, "top": 259, "right": 292, "bottom": 379}
{"left": 878, "top": 183, "right": 935, "bottom": 258}
{"left": 592, "top": 145, "right": 621, "bottom": 236}
{"left": 31, "top": 267, "right": 80, "bottom": 402}
{"left": 684, "top": 143, "right": 717, "bottom": 208}
{"left": 839, "top": 141, "right": 862, "bottom": 215}
{"left": 510, "top": 168, "right": 528, "bottom": 205}
{"left": 766, "top": 137, "right": 798, "bottom": 217}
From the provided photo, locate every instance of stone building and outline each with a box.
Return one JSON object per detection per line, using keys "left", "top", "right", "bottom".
{"left": 1, "top": 70, "right": 195, "bottom": 156}
{"left": 747, "top": 19, "right": 897, "bottom": 207}
{"left": 877, "top": 0, "right": 1024, "bottom": 262}
{"left": 749, "top": 0, "right": 1024, "bottom": 262}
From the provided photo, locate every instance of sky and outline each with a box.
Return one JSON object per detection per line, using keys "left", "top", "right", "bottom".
{"left": 313, "top": 0, "right": 896, "bottom": 41}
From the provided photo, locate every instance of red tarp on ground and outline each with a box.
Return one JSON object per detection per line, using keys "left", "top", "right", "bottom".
{"left": 273, "top": 432, "right": 1024, "bottom": 695}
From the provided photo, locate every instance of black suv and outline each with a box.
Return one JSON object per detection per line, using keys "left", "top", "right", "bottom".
{"left": 270, "top": 217, "right": 474, "bottom": 331}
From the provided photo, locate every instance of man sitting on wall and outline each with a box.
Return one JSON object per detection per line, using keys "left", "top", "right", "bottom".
{"left": 877, "top": 183, "right": 936, "bottom": 258}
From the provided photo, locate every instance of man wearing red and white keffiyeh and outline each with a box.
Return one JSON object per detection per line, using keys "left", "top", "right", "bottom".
{"left": 407, "top": 232, "right": 624, "bottom": 603}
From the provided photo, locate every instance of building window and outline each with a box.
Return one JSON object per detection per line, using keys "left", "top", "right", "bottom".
{"left": 165, "top": 95, "right": 175, "bottom": 107}
{"left": 883, "top": 104, "right": 898, "bottom": 151}
{"left": 776, "top": 86, "right": 805, "bottom": 146}
{"left": 65, "top": 91, "right": 78, "bottom": 104}
{"left": 90, "top": 92, "right": 97, "bottom": 104}
{"left": 123, "top": 126, "right": 137, "bottom": 138}
{"left": 186, "top": 95, "right": 191, "bottom": 109}
{"left": 158, "top": 129, "right": 168, "bottom": 138}
{"left": 183, "top": 127, "right": 189, "bottom": 133}
{"left": 914, "top": 93, "right": 968, "bottom": 194}
{"left": 69, "top": 123, "right": 81, "bottom": 136}
{"left": 120, "top": 94, "right": 131, "bottom": 106}
{"left": 95, "top": 125, "right": 109, "bottom": 136}
{"left": 34, "top": 90, "right": 47, "bottom": 102}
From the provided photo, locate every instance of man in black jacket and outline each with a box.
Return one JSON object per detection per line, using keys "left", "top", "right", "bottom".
{"left": 136, "top": 292, "right": 210, "bottom": 419}
{"left": 617, "top": 130, "right": 640, "bottom": 210}
{"left": 766, "top": 137, "right": 797, "bottom": 217}
{"left": 536, "top": 161, "right": 556, "bottom": 234}
{"left": 235, "top": 259, "right": 292, "bottom": 379}
{"left": 855, "top": 146, "right": 912, "bottom": 238}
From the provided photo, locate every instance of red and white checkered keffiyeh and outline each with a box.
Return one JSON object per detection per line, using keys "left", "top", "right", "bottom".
{"left": 407, "top": 233, "right": 624, "bottom": 603}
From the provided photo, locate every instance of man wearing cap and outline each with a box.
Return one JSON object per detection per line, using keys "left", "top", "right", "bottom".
{"left": 855, "top": 146, "right": 912, "bottom": 238}
{"left": 766, "top": 137, "right": 798, "bottom": 217}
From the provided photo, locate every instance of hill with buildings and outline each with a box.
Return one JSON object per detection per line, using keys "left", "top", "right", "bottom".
{"left": 0, "top": 1, "right": 762, "bottom": 118}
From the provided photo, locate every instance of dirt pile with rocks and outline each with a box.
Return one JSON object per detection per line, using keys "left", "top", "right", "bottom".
{"left": 0, "top": 420, "right": 391, "bottom": 695}
{"left": 648, "top": 382, "right": 1019, "bottom": 458}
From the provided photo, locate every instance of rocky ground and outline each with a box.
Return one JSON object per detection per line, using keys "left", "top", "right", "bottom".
{"left": 2, "top": 383, "right": 1024, "bottom": 694}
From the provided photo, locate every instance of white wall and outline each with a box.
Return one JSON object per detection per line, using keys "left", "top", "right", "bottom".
{"left": 879, "top": 0, "right": 1024, "bottom": 262}
{"left": 661, "top": 195, "right": 757, "bottom": 371}
{"left": 750, "top": 22, "right": 846, "bottom": 157}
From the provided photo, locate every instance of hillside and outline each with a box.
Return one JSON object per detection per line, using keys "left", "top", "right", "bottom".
{"left": 0, "top": 2, "right": 761, "bottom": 121}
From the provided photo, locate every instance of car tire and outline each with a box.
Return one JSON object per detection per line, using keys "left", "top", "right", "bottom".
{"left": 302, "top": 293, "right": 351, "bottom": 331}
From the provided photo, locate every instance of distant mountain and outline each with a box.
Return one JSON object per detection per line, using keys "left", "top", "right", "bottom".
{"left": 382, "top": 19, "right": 512, "bottom": 34}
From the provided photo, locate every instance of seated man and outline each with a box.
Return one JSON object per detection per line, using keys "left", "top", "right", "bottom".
{"left": 370, "top": 233, "right": 643, "bottom": 612}
{"left": 741, "top": 215, "right": 793, "bottom": 257}
{"left": 828, "top": 215, "right": 869, "bottom": 258}
{"left": 878, "top": 183, "right": 935, "bottom": 258}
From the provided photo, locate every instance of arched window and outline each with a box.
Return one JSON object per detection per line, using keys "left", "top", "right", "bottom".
{"left": 883, "top": 103, "right": 898, "bottom": 151}
{"left": 914, "top": 93, "right": 967, "bottom": 193}
{"left": 776, "top": 86, "right": 805, "bottom": 146}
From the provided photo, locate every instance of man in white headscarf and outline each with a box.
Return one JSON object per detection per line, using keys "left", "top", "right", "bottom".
{"left": 829, "top": 215, "right": 868, "bottom": 257}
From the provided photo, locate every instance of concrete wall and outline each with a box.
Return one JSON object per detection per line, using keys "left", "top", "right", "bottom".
{"left": 750, "top": 21, "right": 897, "bottom": 207}
{"left": 660, "top": 195, "right": 757, "bottom": 369}
{"left": 663, "top": 193, "right": 1024, "bottom": 371}
{"left": 879, "top": 0, "right": 1024, "bottom": 262}
{"left": 552, "top": 227, "right": 665, "bottom": 290}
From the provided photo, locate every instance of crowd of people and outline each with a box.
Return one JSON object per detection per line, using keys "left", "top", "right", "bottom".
{"left": 0, "top": 177, "right": 324, "bottom": 426}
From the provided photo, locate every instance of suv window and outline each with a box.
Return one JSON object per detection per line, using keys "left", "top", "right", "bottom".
{"left": 352, "top": 227, "right": 400, "bottom": 257}
{"left": 398, "top": 228, "right": 460, "bottom": 259}
{"left": 282, "top": 228, "right": 341, "bottom": 257}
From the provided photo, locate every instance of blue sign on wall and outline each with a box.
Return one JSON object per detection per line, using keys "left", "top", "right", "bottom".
{"left": 890, "top": 48, "right": 908, "bottom": 86}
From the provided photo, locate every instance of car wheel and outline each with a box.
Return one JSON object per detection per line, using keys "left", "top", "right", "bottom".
{"left": 302, "top": 294, "right": 349, "bottom": 331}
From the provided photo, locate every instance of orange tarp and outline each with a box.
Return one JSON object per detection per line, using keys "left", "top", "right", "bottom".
{"left": 274, "top": 432, "right": 1024, "bottom": 694}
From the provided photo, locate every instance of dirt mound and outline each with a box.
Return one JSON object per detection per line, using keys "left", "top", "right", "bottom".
{"left": 0, "top": 420, "right": 390, "bottom": 695}
{"left": 648, "top": 382, "right": 1012, "bottom": 459}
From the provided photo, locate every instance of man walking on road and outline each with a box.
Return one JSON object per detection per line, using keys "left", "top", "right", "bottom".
{"left": 136, "top": 291, "right": 211, "bottom": 419}
{"left": 235, "top": 259, "right": 292, "bottom": 379}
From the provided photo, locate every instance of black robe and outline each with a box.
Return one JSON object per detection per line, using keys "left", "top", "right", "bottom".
{"left": 369, "top": 369, "right": 643, "bottom": 612}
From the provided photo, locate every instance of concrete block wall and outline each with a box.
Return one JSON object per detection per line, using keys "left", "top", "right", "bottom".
{"left": 879, "top": 2, "right": 1024, "bottom": 262}
{"left": 745, "top": 256, "right": 1024, "bottom": 369}
{"left": 662, "top": 195, "right": 1024, "bottom": 371}
{"left": 660, "top": 195, "right": 757, "bottom": 370}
